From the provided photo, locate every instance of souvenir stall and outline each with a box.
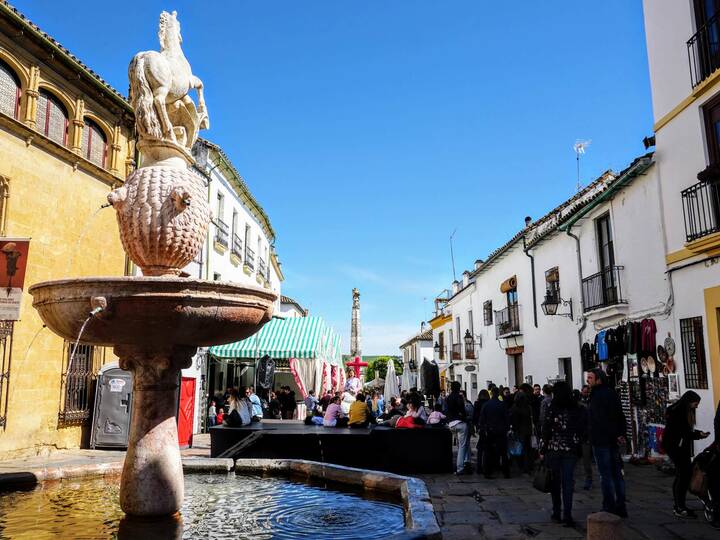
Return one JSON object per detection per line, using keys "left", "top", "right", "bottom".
{"left": 581, "top": 318, "right": 679, "bottom": 459}
{"left": 208, "top": 316, "right": 344, "bottom": 414}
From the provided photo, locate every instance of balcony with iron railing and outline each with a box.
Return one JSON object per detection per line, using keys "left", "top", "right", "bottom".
{"left": 688, "top": 11, "right": 720, "bottom": 87}
{"left": 451, "top": 343, "right": 462, "bottom": 360}
{"left": 231, "top": 233, "right": 243, "bottom": 259}
{"left": 682, "top": 180, "right": 720, "bottom": 242}
{"left": 581, "top": 265, "right": 626, "bottom": 312}
{"left": 245, "top": 246, "right": 255, "bottom": 270}
{"left": 495, "top": 304, "right": 520, "bottom": 338}
{"left": 214, "top": 219, "right": 229, "bottom": 248}
{"left": 258, "top": 257, "right": 267, "bottom": 279}
{"left": 464, "top": 345, "right": 476, "bottom": 360}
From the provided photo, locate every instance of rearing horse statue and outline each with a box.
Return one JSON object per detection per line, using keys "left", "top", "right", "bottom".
{"left": 129, "top": 11, "right": 208, "bottom": 149}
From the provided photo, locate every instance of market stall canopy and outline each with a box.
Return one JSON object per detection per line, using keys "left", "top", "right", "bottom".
{"left": 208, "top": 316, "right": 342, "bottom": 364}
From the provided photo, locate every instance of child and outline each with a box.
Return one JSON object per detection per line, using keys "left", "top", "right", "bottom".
{"left": 208, "top": 400, "right": 217, "bottom": 427}
{"left": 427, "top": 403, "right": 447, "bottom": 425}
{"left": 216, "top": 408, "right": 224, "bottom": 425}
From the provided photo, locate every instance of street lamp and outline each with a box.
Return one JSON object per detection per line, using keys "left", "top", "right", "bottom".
{"left": 541, "top": 291, "right": 573, "bottom": 320}
{"left": 463, "top": 329, "right": 474, "bottom": 350}
{"left": 433, "top": 342, "right": 440, "bottom": 354}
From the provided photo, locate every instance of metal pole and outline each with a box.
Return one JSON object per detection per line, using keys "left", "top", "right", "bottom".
{"left": 450, "top": 228, "right": 457, "bottom": 282}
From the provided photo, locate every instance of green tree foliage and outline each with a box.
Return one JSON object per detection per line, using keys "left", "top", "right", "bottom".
{"left": 364, "top": 356, "right": 403, "bottom": 381}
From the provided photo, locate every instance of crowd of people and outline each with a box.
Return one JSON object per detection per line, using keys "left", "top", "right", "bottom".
{"left": 207, "top": 368, "right": 720, "bottom": 529}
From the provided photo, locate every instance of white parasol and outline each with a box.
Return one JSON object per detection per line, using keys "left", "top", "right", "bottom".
{"left": 384, "top": 359, "right": 400, "bottom": 403}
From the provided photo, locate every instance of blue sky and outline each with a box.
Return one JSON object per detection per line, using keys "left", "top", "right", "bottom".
{"left": 12, "top": 1, "right": 653, "bottom": 354}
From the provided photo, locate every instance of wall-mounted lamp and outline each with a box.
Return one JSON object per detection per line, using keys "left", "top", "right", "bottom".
{"left": 540, "top": 291, "right": 573, "bottom": 320}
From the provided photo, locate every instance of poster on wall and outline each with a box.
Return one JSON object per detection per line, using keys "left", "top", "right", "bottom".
{"left": 0, "top": 238, "right": 30, "bottom": 321}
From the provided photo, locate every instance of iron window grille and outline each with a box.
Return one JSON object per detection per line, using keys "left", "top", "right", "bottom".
{"left": 245, "top": 246, "right": 255, "bottom": 270}
{"left": 581, "top": 266, "right": 625, "bottom": 312}
{"left": 58, "top": 341, "right": 104, "bottom": 426}
{"left": 483, "top": 301, "right": 493, "bottom": 326}
{"left": 214, "top": 218, "right": 229, "bottom": 248}
{"left": 688, "top": 7, "right": 720, "bottom": 88}
{"left": 451, "top": 343, "right": 462, "bottom": 360}
{"left": 258, "top": 257, "right": 267, "bottom": 278}
{"left": 0, "top": 60, "right": 21, "bottom": 120}
{"left": 0, "top": 321, "right": 14, "bottom": 429}
{"left": 231, "top": 233, "right": 243, "bottom": 259}
{"left": 495, "top": 304, "right": 520, "bottom": 338}
{"left": 682, "top": 180, "right": 720, "bottom": 242}
{"left": 680, "top": 317, "right": 709, "bottom": 389}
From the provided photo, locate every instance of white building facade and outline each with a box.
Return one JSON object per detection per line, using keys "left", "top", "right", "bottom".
{"left": 399, "top": 327, "right": 433, "bottom": 391}
{"left": 641, "top": 0, "right": 720, "bottom": 435}
{"left": 176, "top": 139, "right": 284, "bottom": 435}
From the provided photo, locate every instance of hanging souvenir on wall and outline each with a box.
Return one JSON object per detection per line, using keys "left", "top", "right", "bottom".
{"left": 664, "top": 334, "right": 676, "bottom": 357}
{"left": 627, "top": 354, "right": 639, "bottom": 378}
{"left": 640, "top": 357, "right": 649, "bottom": 375}
{"left": 647, "top": 356, "right": 657, "bottom": 378}
{"left": 665, "top": 357, "right": 675, "bottom": 374}
{"left": 667, "top": 373, "right": 680, "bottom": 400}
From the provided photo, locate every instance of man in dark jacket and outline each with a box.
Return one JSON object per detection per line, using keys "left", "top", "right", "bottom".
{"left": 479, "top": 387, "right": 510, "bottom": 478}
{"left": 447, "top": 381, "right": 471, "bottom": 474}
{"left": 587, "top": 369, "right": 627, "bottom": 517}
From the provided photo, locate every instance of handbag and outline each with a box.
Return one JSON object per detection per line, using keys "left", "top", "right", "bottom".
{"left": 533, "top": 462, "right": 552, "bottom": 493}
{"left": 689, "top": 463, "right": 708, "bottom": 496}
{"left": 508, "top": 431, "right": 523, "bottom": 457}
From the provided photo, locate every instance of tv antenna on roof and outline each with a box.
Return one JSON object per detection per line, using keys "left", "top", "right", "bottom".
{"left": 573, "top": 139, "right": 591, "bottom": 192}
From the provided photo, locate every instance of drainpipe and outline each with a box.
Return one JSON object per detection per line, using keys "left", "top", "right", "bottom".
{"left": 565, "top": 225, "right": 587, "bottom": 360}
{"left": 522, "top": 217, "right": 538, "bottom": 328}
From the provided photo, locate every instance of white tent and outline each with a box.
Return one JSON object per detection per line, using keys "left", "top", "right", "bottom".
{"left": 364, "top": 375, "right": 384, "bottom": 388}
{"left": 384, "top": 360, "right": 400, "bottom": 403}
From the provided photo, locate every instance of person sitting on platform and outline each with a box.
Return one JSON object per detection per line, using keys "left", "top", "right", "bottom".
{"left": 366, "top": 390, "right": 384, "bottom": 420}
{"left": 349, "top": 392, "right": 371, "bottom": 428}
{"left": 396, "top": 398, "right": 426, "bottom": 429}
{"left": 247, "top": 387, "right": 263, "bottom": 422}
{"left": 208, "top": 400, "right": 217, "bottom": 427}
{"left": 341, "top": 390, "right": 355, "bottom": 415}
{"left": 323, "top": 395, "right": 349, "bottom": 427}
{"left": 304, "top": 389, "right": 319, "bottom": 419}
{"left": 428, "top": 403, "right": 447, "bottom": 426}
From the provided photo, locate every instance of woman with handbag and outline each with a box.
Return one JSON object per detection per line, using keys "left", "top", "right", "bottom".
{"left": 540, "top": 381, "right": 587, "bottom": 526}
{"left": 663, "top": 390, "right": 709, "bottom": 518}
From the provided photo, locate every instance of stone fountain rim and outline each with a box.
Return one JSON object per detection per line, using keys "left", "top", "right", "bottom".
{"left": 28, "top": 276, "right": 278, "bottom": 302}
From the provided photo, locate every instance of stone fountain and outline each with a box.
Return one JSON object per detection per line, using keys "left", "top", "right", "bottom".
{"left": 29, "top": 11, "right": 275, "bottom": 517}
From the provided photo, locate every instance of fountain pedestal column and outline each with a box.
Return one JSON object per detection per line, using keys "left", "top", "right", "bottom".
{"left": 117, "top": 344, "right": 195, "bottom": 516}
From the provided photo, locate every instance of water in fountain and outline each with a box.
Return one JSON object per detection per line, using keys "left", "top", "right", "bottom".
{"left": 0, "top": 474, "right": 405, "bottom": 539}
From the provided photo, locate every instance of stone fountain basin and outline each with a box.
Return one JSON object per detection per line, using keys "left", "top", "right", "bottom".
{"left": 29, "top": 276, "right": 276, "bottom": 347}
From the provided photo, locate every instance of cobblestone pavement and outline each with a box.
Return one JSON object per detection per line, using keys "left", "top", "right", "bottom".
{"left": 419, "top": 461, "right": 718, "bottom": 540}
{"left": 1, "top": 434, "right": 717, "bottom": 539}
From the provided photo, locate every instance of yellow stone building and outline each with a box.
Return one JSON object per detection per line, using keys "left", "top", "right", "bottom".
{"left": 0, "top": 3, "right": 135, "bottom": 458}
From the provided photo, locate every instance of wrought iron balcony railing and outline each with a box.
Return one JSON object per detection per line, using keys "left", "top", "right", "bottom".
{"left": 451, "top": 343, "right": 462, "bottom": 360}
{"left": 245, "top": 246, "right": 255, "bottom": 270}
{"left": 581, "top": 265, "right": 626, "bottom": 312}
{"left": 495, "top": 304, "right": 520, "bottom": 338}
{"left": 231, "top": 233, "right": 243, "bottom": 259}
{"left": 688, "top": 11, "right": 720, "bottom": 87}
{"left": 214, "top": 219, "right": 229, "bottom": 248}
{"left": 258, "top": 257, "right": 267, "bottom": 279}
{"left": 464, "top": 346, "right": 476, "bottom": 360}
{"left": 682, "top": 180, "right": 720, "bottom": 242}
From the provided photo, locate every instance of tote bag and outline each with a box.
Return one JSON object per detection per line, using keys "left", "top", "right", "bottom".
{"left": 533, "top": 462, "right": 552, "bottom": 493}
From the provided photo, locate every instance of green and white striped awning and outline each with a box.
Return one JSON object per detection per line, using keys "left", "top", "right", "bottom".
{"left": 208, "top": 316, "right": 341, "bottom": 364}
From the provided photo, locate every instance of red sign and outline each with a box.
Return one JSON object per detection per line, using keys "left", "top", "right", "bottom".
{"left": 0, "top": 238, "right": 30, "bottom": 320}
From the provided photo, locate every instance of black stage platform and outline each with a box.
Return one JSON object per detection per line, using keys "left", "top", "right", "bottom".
{"left": 210, "top": 421, "right": 454, "bottom": 474}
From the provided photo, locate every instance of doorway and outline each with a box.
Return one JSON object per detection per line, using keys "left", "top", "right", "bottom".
{"left": 509, "top": 354, "right": 523, "bottom": 387}
{"left": 559, "top": 357, "right": 573, "bottom": 387}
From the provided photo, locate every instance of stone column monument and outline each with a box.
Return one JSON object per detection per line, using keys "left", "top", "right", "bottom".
{"left": 350, "top": 287, "right": 361, "bottom": 359}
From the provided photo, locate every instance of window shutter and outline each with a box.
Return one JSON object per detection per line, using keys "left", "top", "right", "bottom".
{"left": 82, "top": 119, "right": 107, "bottom": 167}
{"left": 36, "top": 91, "right": 68, "bottom": 145}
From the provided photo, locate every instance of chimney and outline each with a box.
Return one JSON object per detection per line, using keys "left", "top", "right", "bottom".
{"left": 462, "top": 270, "right": 470, "bottom": 287}
{"left": 525, "top": 216, "right": 532, "bottom": 228}
{"left": 474, "top": 259, "right": 484, "bottom": 271}
{"left": 451, "top": 280, "right": 460, "bottom": 294}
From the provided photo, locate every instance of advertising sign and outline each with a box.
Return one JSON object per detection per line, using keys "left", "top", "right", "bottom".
{"left": 0, "top": 238, "right": 30, "bottom": 321}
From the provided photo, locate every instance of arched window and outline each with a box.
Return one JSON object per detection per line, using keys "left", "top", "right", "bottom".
{"left": 81, "top": 118, "right": 107, "bottom": 167}
{"left": 0, "top": 60, "right": 21, "bottom": 119}
{"left": 35, "top": 90, "right": 68, "bottom": 145}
